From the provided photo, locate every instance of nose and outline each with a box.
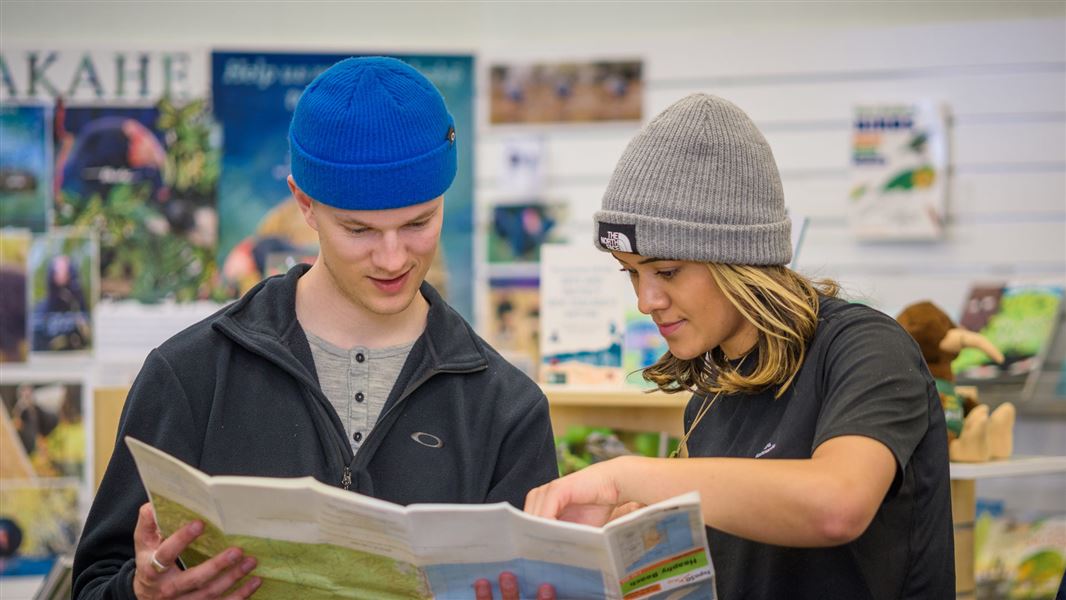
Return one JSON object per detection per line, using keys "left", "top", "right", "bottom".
{"left": 635, "top": 277, "right": 669, "bottom": 315}
{"left": 371, "top": 230, "right": 408, "bottom": 274}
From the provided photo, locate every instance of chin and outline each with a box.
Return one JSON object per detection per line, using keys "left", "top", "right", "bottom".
{"left": 372, "top": 287, "right": 423, "bottom": 315}
{"left": 367, "top": 296, "right": 415, "bottom": 316}
{"left": 666, "top": 344, "right": 702, "bottom": 361}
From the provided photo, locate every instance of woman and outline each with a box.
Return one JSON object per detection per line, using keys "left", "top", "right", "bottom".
{"left": 524, "top": 94, "right": 955, "bottom": 599}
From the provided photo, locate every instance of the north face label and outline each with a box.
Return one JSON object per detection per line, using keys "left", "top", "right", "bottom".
{"left": 598, "top": 222, "right": 638, "bottom": 254}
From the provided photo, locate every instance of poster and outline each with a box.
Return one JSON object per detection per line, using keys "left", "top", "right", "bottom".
{"left": 490, "top": 60, "right": 643, "bottom": 124}
{"left": 485, "top": 277, "right": 541, "bottom": 378}
{"left": 0, "top": 480, "right": 81, "bottom": 577}
{"left": 539, "top": 244, "right": 626, "bottom": 385}
{"left": 848, "top": 103, "right": 950, "bottom": 241}
{"left": 1, "top": 47, "right": 219, "bottom": 303}
{"left": 622, "top": 306, "right": 669, "bottom": 388}
{"left": 975, "top": 510, "right": 1066, "bottom": 599}
{"left": 0, "top": 229, "right": 31, "bottom": 363}
{"left": 488, "top": 201, "right": 568, "bottom": 264}
{"left": 0, "top": 104, "right": 51, "bottom": 232}
{"left": 28, "top": 229, "right": 97, "bottom": 354}
{"left": 0, "top": 382, "right": 86, "bottom": 480}
{"left": 211, "top": 52, "right": 475, "bottom": 320}
{"left": 953, "top": 282, "right": 1064, "bottom": 381}
{"left": 0, "top": 381, "right": 86, "bottom": 576}
{"left": 498, "top": 136, "right": 546, "bottom": 196}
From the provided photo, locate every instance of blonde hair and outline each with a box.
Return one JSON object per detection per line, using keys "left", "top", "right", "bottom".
{"left": 643, "top": 264, "right": 838, "bottom": 398}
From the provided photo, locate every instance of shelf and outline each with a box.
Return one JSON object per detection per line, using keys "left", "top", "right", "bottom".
{"left": 540, "top": 384, "right": 689, "bottom": 408}
{"left": 949, "top": 455, "right": 1066, "bottom": 480}
{"left": 541, "top": 385, "right": 689, "bottom": 437}
{"left": 539, "top": 387, "right": 1066, "bottom": 475}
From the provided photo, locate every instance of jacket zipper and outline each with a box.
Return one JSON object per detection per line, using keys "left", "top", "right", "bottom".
{"left": 301, "top": 384, "right": 355, "bottom": 491}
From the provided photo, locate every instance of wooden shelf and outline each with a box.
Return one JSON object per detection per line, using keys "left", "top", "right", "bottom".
{"left": 540, "top": 384, "right": 688, "bottom": 407}
{"left": 949, "top": 455, "right": 1066, "bottom": 480}
{"left": 541, "top": 385, "right": 689, "bottom": 437}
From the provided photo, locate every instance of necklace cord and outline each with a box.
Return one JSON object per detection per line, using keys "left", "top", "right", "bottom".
{"left": 669, "top": 352, "right": 750, "bottom": 459}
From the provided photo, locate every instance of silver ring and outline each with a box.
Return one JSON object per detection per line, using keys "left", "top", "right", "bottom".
{"left": 150, "top": 551, "right": 170, "bottom": 574}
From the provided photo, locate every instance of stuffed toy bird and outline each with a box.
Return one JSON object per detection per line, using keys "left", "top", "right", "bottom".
{"left": 897, "top": 301, "right": 1015, "bottom": 462}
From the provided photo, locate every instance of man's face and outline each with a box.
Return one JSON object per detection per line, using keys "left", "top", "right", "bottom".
{"left": 292, "top": 178, "right": 443, "bottom": 317}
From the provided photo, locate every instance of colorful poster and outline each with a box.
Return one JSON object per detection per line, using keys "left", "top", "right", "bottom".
{"left": 539, "top": 244, "right": 626, "bottom": 385}
{"left": 263, "top": 250, "right": 316, "bottom": 279}
{"left": 490, "top": 60, "right": 643, "bottom": 124}
{"left": 55, "top": 100, "right": 220, "bottom": 302}
{"left": 0, "top": 229, "right": 31, "bottom": 363}
{"left": 623, "top": 307, "right": 669, "bottom": 388}
{"left": 954, "top": 282, "right": 1064, "bottom": 381}
{"left": 486, "top": 277, "right": 541, "bottom": 378}
{"left": 0, "top": 382, "right": 86, "bottom": 481}
{"left": 848, "top": 103, "right": 950, "bottom": 241}
{"left": 0, "top": 480, "right": 81, "bottom": 577}
{"left": 211, "top": 52, "right": 475, "bottom": 320}
{"left": 488, "top": 201, "right": 568, "bottom": 263}
{"left": 0, "top": 104, "right": 51, "bottom": 232}
{"left": 0, "top": 381, "right": 86, "bottom": 576}
{"left": 28, "top": 229, "right": 96, "bottom": 353}
{"left": 975, "top": 511, "right": 1066, "bottom": 599}
{"left": 1, "top": 48, "right": 218, "bottom": 303}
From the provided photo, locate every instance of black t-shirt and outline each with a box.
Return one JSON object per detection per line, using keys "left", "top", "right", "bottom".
{"left": 684, "top": 296, "right": 954, "bottom": 600}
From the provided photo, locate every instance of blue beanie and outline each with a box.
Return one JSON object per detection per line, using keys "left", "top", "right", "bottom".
{"left": 289, "top": 56, "right": 457, "bottom": 210}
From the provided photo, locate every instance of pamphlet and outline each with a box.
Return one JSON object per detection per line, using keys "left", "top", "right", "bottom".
{"left": 127, "top": 437, "right": 716, "bottom": 599}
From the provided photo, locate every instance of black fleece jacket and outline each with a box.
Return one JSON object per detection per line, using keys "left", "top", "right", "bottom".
{"left": 72, "top": 265, "right": 558, "bottom": 599}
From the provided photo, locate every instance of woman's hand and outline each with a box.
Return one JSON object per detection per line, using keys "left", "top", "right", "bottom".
{"left": 524, "top": 457, "right": 636, "bottom": 526}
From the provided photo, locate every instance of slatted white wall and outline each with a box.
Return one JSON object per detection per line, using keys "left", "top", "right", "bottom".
{"left": 0, "top": 11, "right": 1062, "bottom": 370}
{"left": 474, "top": 18, "right": 1066, "bottom": 327}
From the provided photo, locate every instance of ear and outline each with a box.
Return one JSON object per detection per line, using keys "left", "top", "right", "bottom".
{"left": 288, "top": 176, "right": 319, "bottom": 232}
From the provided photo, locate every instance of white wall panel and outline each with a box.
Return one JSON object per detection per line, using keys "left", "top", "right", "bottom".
{"left": 647, "top": 70, "right": 1066, "bottom": 122}
{"left": 796, "top": 220, "right": 1066, "bottom": 272}
{"left": 783, "top": 171, "right": 1066, "bottom": 220}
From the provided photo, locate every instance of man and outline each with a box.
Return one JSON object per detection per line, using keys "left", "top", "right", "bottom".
{"left": 73, "top": 57, "right": 558, "bottom": 600}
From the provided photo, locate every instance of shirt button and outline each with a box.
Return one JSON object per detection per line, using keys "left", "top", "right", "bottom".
{"left": 355, "top": 353, "right": 365, "bottom": 363}
{"left": 353, "top": 431, "right": 363, "bottom": 442}
{"left": 355, "top": 392, "right": 365, "bottom": 403}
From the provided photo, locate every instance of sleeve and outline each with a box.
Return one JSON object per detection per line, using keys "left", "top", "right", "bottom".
{"left": 72, "top": 349, "right": 205, "bottom": 600}
{"left": 484, "top": 391, "right": 559, "bottom": 508}
{"left": 812, "top": 309, "right": 935, "bottom": 478}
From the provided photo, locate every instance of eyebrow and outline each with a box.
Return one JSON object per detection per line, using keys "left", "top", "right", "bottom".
{"left": 336, "top": 207, "right": 438, "bottom": 228}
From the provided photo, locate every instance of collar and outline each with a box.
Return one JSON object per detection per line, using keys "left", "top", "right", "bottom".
{"left": 213, "top": 264, "right": 487, "bottom": 389}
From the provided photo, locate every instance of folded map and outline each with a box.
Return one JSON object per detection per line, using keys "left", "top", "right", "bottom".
{"left": 127, "top": 436, "right": 716, "bottom": 599}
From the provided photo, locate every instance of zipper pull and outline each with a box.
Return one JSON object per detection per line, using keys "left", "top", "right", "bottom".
{"left": 341, "top": 466, "right": 352, "bottom": 490}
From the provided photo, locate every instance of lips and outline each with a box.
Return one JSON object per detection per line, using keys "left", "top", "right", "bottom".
{"left": 656, "top": 320, "right": 684, "bottom": 336}
{"left": 369, "top": 270, "right": 409, "bottom": 294}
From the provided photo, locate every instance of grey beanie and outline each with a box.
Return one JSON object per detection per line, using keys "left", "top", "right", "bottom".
{"left": 594, "top": 93, "right": 791, "bottom": 265}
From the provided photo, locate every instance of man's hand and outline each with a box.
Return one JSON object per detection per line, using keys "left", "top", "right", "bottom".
{"left": 474, "top": 571, "right": 555, "bottom": 600}
{"left": 132, "top": 502, "right": 261, "bottom": 599}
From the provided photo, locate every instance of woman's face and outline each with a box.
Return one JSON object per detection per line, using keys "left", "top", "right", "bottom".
{"left": 613, "top": 252, "right": 757, "bottom": 360}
